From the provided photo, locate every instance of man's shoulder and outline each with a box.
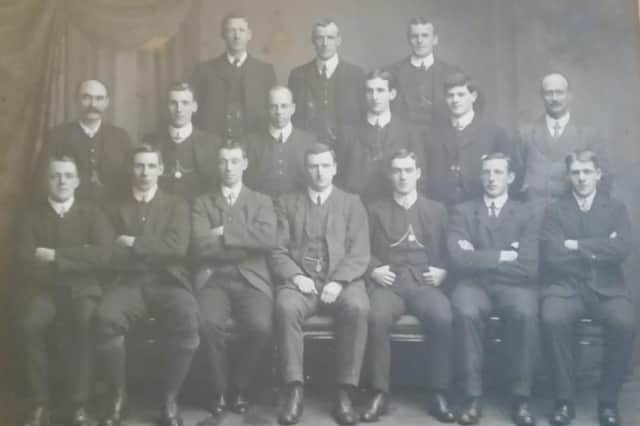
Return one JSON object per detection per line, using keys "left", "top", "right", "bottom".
{"left": 336, "top": 59, "right": 365, "bottom": 75}
{"left": 417, "top": 194, "right": 447, "bottom": 215}
{"left": 290, "top": 127, "right": 316, "bottom": 145}
{"left": 241, "top": 186, "right": 273, "bottom": 205}
{"left": 288, "top": 60, "right": 314, "bottom": 79}
{"left": 245, "top": 54, "right": 275, "bottom": 70}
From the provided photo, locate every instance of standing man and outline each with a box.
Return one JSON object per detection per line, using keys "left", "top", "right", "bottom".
{"left": 272, "top": 144, "right": 370, "bottom": 425}
{"left": 540, "top": 150, "right": 633, "bottom": 426}
{"left": 146, "top": 82, "right": 221, "bottom": 200}
{"left": 191, "top": 13, "right": 276, "bottom": 140}
{"left": 288, "top": 18, "right": 365, "bottom": 148}
{"left": 36, "top": 79, "right": 133, "bottom": 203}
{"left": 192, "top": 141, "right": 277, "bottom": 415}
{"left": 245, "top": 86, "right": 315, "bottom": 198}
{"left": 424, "top": 71, "right": 517, "bottom": 207}
{"left": 448, "top": 153, "right": 539, "bottom": 426}
{"left": 18, "top": 154, "right": 113, "bottom": 426}
{"left": 362, "top": 149, "right": 454, "bottom": 423}
{"left": 95, "top": 145, "right": 199, "bottom": 426}
{"left": 386, "top": 17, "right": 457, "bottom": 130}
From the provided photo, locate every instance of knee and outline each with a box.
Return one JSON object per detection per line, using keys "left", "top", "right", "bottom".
{"left": 275, "top": 294, "right": 304, "bottom": 324}
{"left": 171, "top": 306, "right": 200, "bottom": 337}
{"left": 199, "top": 314, "right": 228, "bottom": 339}
{"left": 367, "top": 307, "right": 394, "bottom": 332}
{"left": 94, "top": 305, "right": 124, "bottom": 338}
{"left": 541, "top": 303, "right": 574, "bottom": 329}
{"left": 511, "top": 303, "right": 539, "bottom": 324}
{"left": 604, "top": 310, "right": 635, "bottom": 335}
{"left": 340, "top": 297, "right": 370, "bottom": 321}
{"left": 246, "top": 316, "right": 273, "bottom": 340}
{"left": 452, "top": 301, "right": 483, "bottom": 322}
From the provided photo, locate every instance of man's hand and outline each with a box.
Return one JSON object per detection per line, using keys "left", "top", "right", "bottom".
{"left": 116, "top": 235, "right": 136, "bottom": 248}
{"left": 292, "top": 274, "right": 318, "bottom": 295}
{"left": 458, "top": 239, "right": 475, "bottom": 251}
{"left": 499, "top": 250, "right": 518, "bottom": 262}
{"left": 423, "top": 266, "right": 447, "bottom": 287}
{"left": 34, "top": 248, "right": 55, "bottom": 263}
{"left": 211, "top": 226, "right": 224, "bottom": 237}
{"left": 510, "top": 241, "right": 520, "bottom": 250}
{"left": 371, "top": 265, "right": 396, "bottom": 287}
{"left": 320, "top": 281, "right": 343, "bottom": 304}
{"left": 564, "top": 239, "right": 579, "bottom": 251}
{"left": 609, "top": 231, "right": 617, "bottom": 239}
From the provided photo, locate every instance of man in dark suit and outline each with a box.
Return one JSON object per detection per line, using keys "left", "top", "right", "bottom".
{"left": 272, "top": 143, "right": 370, "bottom": 425}
{"left": 190, "top": 13, "right": 276, "bottom": 140}
{"left": 94, "top": 145, "right": 199, "bottom": 426}
{"left": 145, "top": 82, "right": 221, "bottom": 200}
{"left": 540, "top": 150, "right": 634, "bottom": 426}
{"left": 424, "top": 72, "right": 517, "bottom": 207}
{"left": 448, "top": 153, "right": 539, "bottom": 426}
{"left": 340, "top": 70, "right": 424, "bottom": 204}
{"left": 362, "top": 149, "right": 454, "bottom": 423}
{"left": 192, "top": 141, "right": 277, "bottom": 415}
{"left": 245, "top": 86, "right": 316, "bottom": 198}
{"left": 386, "top": 17, "right": 457, "bottom": 130}
{"left": 18, "top": 154, "right": 113, "bottom": 426}
{"left": 288, "top": 18, "right": 365, "bottom": 148}
{"left": 35, "top": 79, "right": 133, "bottom": 203}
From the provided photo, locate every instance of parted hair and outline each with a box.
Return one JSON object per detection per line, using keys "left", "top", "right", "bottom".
{"left": 565, "top": 149, "right": 600, "bottom": 170}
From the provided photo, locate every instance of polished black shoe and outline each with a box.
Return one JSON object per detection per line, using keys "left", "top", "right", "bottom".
{"left": 332, "top": 387, "right": 358, "bottom": 425}
{"left": 428, "top": 392, "right": 455, "bottom": 423}
{"left": 278, "top": 383, "right": 304, "bottom": 425}
{"left": 211, "top": 393, "right": 227, "bottom": 415}
{"left": 598, "top": 404, "right": 620, "bottom": 426}
{"left": 101, "top": 390, "right": 126, "bottom": 426}
{"left": 361, "top": 391, "right": 388, "bottom": 422}
{"left": 23, "top": 405, "right": 49, "bottom": 426}
{"left": 159, "top": 397, "right": 183, "bottom": 426}
{"left": 71, "top": 405, "right": 91, "bottom": 426}
{"left": 458, "top": 398, "right": 481, "bottom": 425}
{"left": 231, "top": 392, "right": 250, "bottom": 414}
{"left": 549, "top": 401, "right": 575, "bottom": 426}
{"left": 511, "top": 400, "right": 535, "bottom": 426}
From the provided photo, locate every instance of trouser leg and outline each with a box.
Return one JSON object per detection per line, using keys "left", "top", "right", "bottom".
{"left": 68, "top": 297, "right": 99, "bottom": 404}
{"left": 198, "top": 284, "right": 231, "bottom": 394}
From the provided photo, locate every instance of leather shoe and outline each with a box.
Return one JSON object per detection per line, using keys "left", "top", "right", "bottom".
{"left": 428, "top": 392, "right": 455, "bottom": 423}
{"left": 458, "top": 398, "right": 481, "bottom": 425}
{"left": 71, "top": 405, "right": 91, "bottom": 426}
{"left": 101, "top": 390, "right": 126, "bottom": 426}
{"left": 23, "top": 405, "right": 49, "bottom": 426}
{"left": 549, "top": 401, "right": 575, "bottom": 426}
{"left": 598, "top": 404, "right": 620, "bottom": 426}
{"left": 361, "top": 391, "right": 388, "bottom": 422}
{"left": 511, "top": 400, "right": 535, "bottom": 426}
{"left": 160, "top": 397, "right": 183, "bottom": 426}
{"left": 211, "top": 393, "right": 227, "bottom": 415}
{"left": 278, "top": 383, "right": 304, "bottom": 425}
{"left": 332, "top": 387, "right": 358, "bottom": 425}
{"left": 231, "top": 392, "right": 250, "bottom": 414}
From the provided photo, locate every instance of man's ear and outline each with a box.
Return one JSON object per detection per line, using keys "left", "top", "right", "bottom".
{"left": 507, "top": 171, "right": 516, "bottom": 185}
{"left": 389, "top": 88, "right": 398, "bottom": 102}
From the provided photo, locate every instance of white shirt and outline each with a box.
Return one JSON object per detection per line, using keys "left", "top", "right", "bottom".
{"left": 394, "top": 190, "right": 418, "bottom": 210}
{"left": 79, "top": 120, "right": 101, "bottom": 138}
{"left": 308, "top": 185, "right": 333, "bottom": 205}
{"left": 452, "top": 110, "right": 475, "bottom": 131}
{"left": 48, "top": 197, "right": 74, "bottom": 217}
{"left": 316, "top": 54, "right": 339, "bottom": 79}
{"left": 169, "top": 122, "right": 193, "bottom": 144}
{"left": 132, "top": 185, "right": 158, "bottom": 203}
{"left": 227, "top": 51, "right": 248, "bottom": 67}
{"left": 484, "top": 192, "right": 508, "bottom": 217}
{"left": 410, "top": 53, "right": 435, "bottom": 71}
{"left": 367, "top": 110, "right": 392, "bottom": 128}
{"left": 269, "top": 122, "right": 293, "bottom": 143}
{"left": 573, "top": 190, "right": 597, "bottom": 212}
{"left": 545, "top": 112, "right": 571, "bottom": 138}
{"left": 221, "top": 182, "right": 243, "bottom": 206}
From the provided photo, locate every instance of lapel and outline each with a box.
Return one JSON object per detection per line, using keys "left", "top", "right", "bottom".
{"left": 243, "top": 55, "right": 258, "bottom": 108}
{"left": 395, "top": 57, "right": 412, "bottom": 93}
{"left": 457, "top": 116, "right": 479, "bottom": 148}
{"left": 324, "top": 188, "right": 341, "bottom": 269}
{"left": 293, "top": 191, "right": 307, "bottom": 245}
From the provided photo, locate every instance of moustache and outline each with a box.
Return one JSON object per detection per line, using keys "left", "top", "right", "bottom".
{"left": 83, "top": 106, "right": 102, "bottom": 114}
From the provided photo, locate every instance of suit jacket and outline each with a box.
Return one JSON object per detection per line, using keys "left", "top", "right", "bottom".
{"left": 191, "top": 186, "right": 277, "bottom": 297}
{"left": 288, "top": 59, "right": 366, "bottom": 131}
{"left": 18, "top": 200, "right": 114, "bottom": 299}
{"left": 190, "top": 54, "right": 276, "bottom": 136}
{"left": 271, "top": 187, "right": 370, "bottom": 286}
{"left": 447, "top": 198, "right": 538, "bottom": 286}
{"left": 540, "top": 192, "right": 631, "bottom": 298}
{"left": 109, "top": 189, "right": 191, "bottom": 290}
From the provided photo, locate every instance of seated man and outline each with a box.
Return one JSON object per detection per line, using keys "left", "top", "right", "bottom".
{"left": 18, "top": 154, "right": 113, "bottom": 426}
{"left": 540, "top": 150, "right": 634, "bottom": 426}
{"left": 192, "top": 141, "right": 277, "bottom": 415}
{"left": 448, "top": 153, "right": 539, "bottom": 426}
{"left": 95, "top": 145, "right": 199, "bottom": 426}
{"left": 272, "top": 143, "right": 370, "bottom": 425}
{"left": 363, "top": 149, "right": 454, "bottom": 423}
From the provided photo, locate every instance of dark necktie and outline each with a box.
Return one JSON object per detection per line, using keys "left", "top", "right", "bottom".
{"left": 321, "top": 64, "right": 329, "bottom": 80}
{"left": 552, "top": 122, "right": 562, "bottom": 139}
{"left": 316, "top": 195, "right": 322, "bottom": 206}
{"left": 489, "top": 202, "right": 498, "bottom": 218}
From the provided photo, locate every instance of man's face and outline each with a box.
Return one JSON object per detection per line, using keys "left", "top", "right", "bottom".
{"left": 168, "top": 89, "right": 198, "bottom": 128}
{"left": 481, "top": 158, "right": 514, "bottom": 198}
{"left": 365, "top": 78, "right": 396, "bottom": 115}
{"left": 408, "top": 23, "right": 438, "bottom": 58}
{"left": 568, "top": 160, "right": 601, "bottom": 198}
{"left": 390, "top": 156, "right": 421, "bottom": 195}
{"left": 306, "top": 151, "right": 337, "bottom": 192}
{"left": 132, "top": 152, "right": 163, "bottom": 192}
{"left": 312, "top": 24, "right": 341, "bottom": 61}
{"left": 446, "top": 85, "right": 477, "bottom": 118}
{"left": 47, "top": 160, "right": 79, "bottom": 202}
{"left": 223, "top": 18, "right": 252, "bottom": 54}
{"left": 218, "top": 147, "right": 247, "bottom": 187}
{"left": 268, "top": 89, "right": 296, "bottom": 129}
{"left": 78, "top": 80, "right": 109, "bottom": 122}
{"left": 541, "top": 74, "right": 571, "bottom": 119}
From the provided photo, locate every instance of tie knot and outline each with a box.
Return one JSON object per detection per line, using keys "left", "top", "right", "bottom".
{"left": 489, "top": 202, "right": 498, "bottom": 217}
{"left": 279, "top": 132, "right": 286, "bottom": 143}
{"left": 316, "top": 195, "right": 322, "bottom": 206}
{"left": 552, "top": 122, "right": 562, "bottom": 138}
{"left": 321, "top": 64, "right": 329, "bottom": 79}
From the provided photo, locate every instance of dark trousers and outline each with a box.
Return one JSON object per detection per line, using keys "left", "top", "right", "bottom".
{"left": 94, "top": 279, "right": 199, "bottom": 398}
{"left": 19, "top": 290, "right": 97, "bottom": 405}
{"left": 541, "top": 289, "right": 635, "bottom": 403}
{"left": 198, "top": 278, "right": 273, "bottom": 394}
{"left": 275, "top": 280, "right": 370, "bottom": 386}
{"left": 451, "top": 281, "right": 539, "bottom": 398}
{"left": 365, "top": 284, "right": 453, "bottom": 393}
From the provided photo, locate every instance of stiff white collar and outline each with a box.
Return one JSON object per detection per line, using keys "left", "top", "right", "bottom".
{"left": 393, "top": 190, "right": 418, "bottom": 210}
{"left": 452, "top": 110, "right": 475, "bottom": 131}
{"left": 168, "top": 122, "right": 193, "bottom": 144}
{"left": 48, "top": 197, "right": 74, "bottom": 217}
{"left": 367, "top": 110, "right": 392, "bottom": 128}
{"left": 410, "top": 53, "right": 435, "bottom": 70}
{"left": 269, "top": 122, "right": 293, "bottom": 143}
{"left": 308, "top": 185, "right": 333, "bottom": 205}
{"left": 573, "top": 190, "right": 596, "bottom": 212}
{"left": 132, "top": 185, "right": 158, "bottom": 203}
{"left": 79, "top": 120, "right": 102, "bottom": 138}
{"left": 221, "top": 182, "right": 243, "bottom": 205}
{"left": 484, "top": 193, "right": 508, "bottom": 216}
{"left": 316, "top": 54, "right": 339, "bottom": 78}
{"left": 545, "top": 112, "right": 571, "bottom": 138}
{"left": 226, "top": 51, "right": 248, "bottom": 67}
